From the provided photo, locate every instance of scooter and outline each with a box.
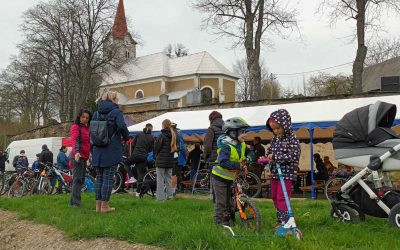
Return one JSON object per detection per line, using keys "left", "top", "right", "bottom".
{"left": 258, "top": 158, "right": 302, "bottom": 240}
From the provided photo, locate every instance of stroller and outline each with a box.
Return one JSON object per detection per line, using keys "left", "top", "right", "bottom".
{"left": 331, "top": 101, "right": 400, "bottom": 227}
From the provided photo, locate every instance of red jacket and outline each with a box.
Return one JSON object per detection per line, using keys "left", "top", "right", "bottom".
{"left": 70, "top": 124, "right": 91, "bottom": 160}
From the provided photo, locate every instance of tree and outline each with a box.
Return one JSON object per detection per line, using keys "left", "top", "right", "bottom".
{"left": 4, "top": 0, "right": 119, "bottom": 124}
{"left": 365, "top": 37, "right": 400, "bottom": 66}
{"left": 319, "top": 0, "right": 400, "bottom": 94}
{"left": 233, "top": 58, "right": 278, "bottom": 101}
{"left": 194, "top": 0, "right": 298, "bottom": 101}
{"left": 164, "top": 43, "right": 189, "bottom": 58}
{"left": 307, "top": 72, "right": 352, "bottom": 96}
{"left": 261, "top": 74, "right": 281, "bottom": 99}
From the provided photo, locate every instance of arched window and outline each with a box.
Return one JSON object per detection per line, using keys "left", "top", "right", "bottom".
{"left": 125, "top": 51, "right": 130, "bottom": 59}
{"left": 135, "top": 89, "right": 144, "bottom": 99}
{"left": 201, "top": 87, "right": 213, "bottom": 104}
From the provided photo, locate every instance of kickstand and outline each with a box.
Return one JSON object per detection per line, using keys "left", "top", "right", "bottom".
{"left": 223, "top": 225, "right": 236, "bottom": 237}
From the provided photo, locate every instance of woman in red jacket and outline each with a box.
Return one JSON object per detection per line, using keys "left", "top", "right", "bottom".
{"left": 69, "top": 109, "right": 92, "bottom": 207}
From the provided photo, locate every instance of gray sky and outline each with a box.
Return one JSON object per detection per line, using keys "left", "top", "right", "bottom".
{"left": 1, "top": 0, "right": 400, "bottom": 92}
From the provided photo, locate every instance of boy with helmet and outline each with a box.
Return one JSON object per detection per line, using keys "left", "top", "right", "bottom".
{"left": 212, "top": 117, "right": 249, "bottom": 226}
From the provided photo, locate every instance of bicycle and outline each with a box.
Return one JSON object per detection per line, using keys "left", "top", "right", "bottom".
{"left": 8, "top": 167, "right": 39, "bottom": 197}
{"left": 226, "top": 171, "right": 262, "bottom": 231}
{"left": 324, "top": 167, "right": 357, "bottom": 202}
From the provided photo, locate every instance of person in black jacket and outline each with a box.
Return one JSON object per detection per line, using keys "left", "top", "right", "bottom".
{"left": 125, "top": 123, "right": 154, "bottom": 193}
{"left": 187, "top": 143, "right": 203, "bottom": 180}
{"left": 39, "top": 145, "right": 53, "bottom": 166}
{"left": 250, "top": 136, "right": 266, "bottom": 179}
{"left": 154, "top": 119, "right": 177, "bottom": 201}
{"left": 203, "top": 111, "right": 224, "bottom": 165}
{"left": 0, "top": 148, "right": 7, "bottom": 172}
{"left": 314, "top": 153, "right": 329, "bottom": 181}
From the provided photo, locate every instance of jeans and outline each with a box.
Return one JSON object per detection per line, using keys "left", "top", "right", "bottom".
{"left": 156, "top": 167, "right": 173, "bottom": 201}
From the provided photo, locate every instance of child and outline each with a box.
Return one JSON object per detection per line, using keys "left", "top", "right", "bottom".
{"left": 31, "top": 154, "right": 41, "bottom": 171}
{"left": 212, "top": 117, "right": 249, "bottom": 226}
{"left": 265, "top": 109, "right": 301, "bottom": 228}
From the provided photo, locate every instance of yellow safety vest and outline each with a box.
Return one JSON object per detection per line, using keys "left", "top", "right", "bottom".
{"left": 212, "top": 142, "right": 246, "bottom": 181}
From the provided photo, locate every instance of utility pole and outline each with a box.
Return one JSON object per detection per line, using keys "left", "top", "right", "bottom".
{"left": 303, "top": 74, "right": 307, "bottom": 96}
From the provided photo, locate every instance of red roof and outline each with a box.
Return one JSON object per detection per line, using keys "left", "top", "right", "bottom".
{"left": 112, "top": 0, "right": 128, "bottom": 38}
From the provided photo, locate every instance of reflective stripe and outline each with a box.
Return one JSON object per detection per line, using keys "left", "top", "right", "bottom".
{"left": 212, "top": 166, "right": 235, "bottom": 181}
{"left": 213, "top": 142, "right": 246, "bottom": 181}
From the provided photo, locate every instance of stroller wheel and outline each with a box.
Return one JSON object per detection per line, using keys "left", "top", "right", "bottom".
{"left": 389, "top": 203, "right": 400, "bottom": 228}
{"left": 330, "top": 204, "right": 360, "bottom": 223}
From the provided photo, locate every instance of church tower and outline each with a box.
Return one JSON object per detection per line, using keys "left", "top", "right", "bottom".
{"left": 105, "top": 0, "right": 137, "bottom": 66}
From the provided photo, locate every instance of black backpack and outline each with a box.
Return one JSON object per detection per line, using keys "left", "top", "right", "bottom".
{"left": 90, "top": 111, "right": 116, "bottom": 147}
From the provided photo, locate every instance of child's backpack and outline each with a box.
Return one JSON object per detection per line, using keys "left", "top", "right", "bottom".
{"left": 84, "top": 177, "right": 95, "bottom": 192}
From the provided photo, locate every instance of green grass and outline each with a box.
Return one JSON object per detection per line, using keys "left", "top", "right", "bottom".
{"left": 0, "top": 194, "right": 399, "bottom": 250}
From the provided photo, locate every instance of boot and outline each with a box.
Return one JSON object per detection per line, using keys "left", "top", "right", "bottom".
{"left": 100, "top": 201, "right": 115, "bottom": 213}
{"left": 95, "top": 200, "right": 101, "bottom": 212}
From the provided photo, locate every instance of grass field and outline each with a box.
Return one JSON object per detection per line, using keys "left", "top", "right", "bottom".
{"left": 0, "top": 194, "right": 399, "bottom": 250}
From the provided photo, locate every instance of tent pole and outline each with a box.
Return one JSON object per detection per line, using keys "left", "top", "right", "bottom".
{"left": 309, "top": 128, "right": 315, "bottom": 199}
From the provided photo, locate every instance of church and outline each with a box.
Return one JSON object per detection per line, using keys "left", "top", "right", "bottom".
{"left": 101, "top": 0, "right": 238, "bottom": 113}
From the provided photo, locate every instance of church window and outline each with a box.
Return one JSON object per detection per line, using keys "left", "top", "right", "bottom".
{"left": 201, "top": 87, "right": 213, "bottom": 104}
{"left": 135, "top": 90, "right": 144, "bottom": 99}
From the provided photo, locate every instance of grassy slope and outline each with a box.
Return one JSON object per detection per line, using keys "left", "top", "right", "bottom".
{"left": 0, "top": 194, "right": 399, "bottom": 250}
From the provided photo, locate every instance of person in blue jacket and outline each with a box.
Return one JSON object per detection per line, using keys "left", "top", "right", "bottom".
{"left": 57, "top": 146, "right": 70, "bottom": 171}
{"left": 91, "top": 90, "right": 130, "bottom": 212}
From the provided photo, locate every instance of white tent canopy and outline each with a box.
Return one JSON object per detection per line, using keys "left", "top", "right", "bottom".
{"left": 128, "top": 95, "right": 400, "bottom": 135}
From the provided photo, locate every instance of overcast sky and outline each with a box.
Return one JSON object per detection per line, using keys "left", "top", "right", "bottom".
{"left": 1, "top": 0, "right": 400, "bottom": 92}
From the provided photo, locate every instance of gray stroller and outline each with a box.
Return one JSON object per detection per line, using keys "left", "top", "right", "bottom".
{"left": 331, "top": 101, "right": 400, "bottom": 227}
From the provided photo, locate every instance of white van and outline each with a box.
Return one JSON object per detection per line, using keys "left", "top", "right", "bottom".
{"left": 5, "top": 137, "right": 64, "bottom": 172}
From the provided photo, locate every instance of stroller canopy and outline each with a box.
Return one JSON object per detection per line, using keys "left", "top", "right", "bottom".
{"left": 333, "top": 101, "right": 397, "bottom": 149}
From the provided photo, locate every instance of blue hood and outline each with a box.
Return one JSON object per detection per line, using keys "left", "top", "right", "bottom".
{"left": 98, "top": 100, "right": 119, "bottom": 114}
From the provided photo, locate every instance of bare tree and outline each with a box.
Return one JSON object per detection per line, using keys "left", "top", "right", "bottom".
{"left": 233, "top": 57, "right": 274, "bottom": 101}
{"left": 366, "top": 37, "right": 400, "bottom": 66}
{"left": 261, "top": 73, "right": 281, "bottom": 99}
{"left": 164, "top": 43, "right": 189, "bottom": 58}
{"left": 319, "top": 0, "right": 400, "bottom": 94}
{"left": 19, "top": 0, "right": 117, "bottom": 122}
{"left": 307, "top": 72, "right": 352, "bottom": 96}
{"left": 194, "top": 0, "right": 298, "bottom": 101}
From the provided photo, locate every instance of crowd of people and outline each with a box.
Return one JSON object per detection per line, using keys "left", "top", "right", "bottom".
{"left": 1, "top": 89, "right": 355, "bottom": 228}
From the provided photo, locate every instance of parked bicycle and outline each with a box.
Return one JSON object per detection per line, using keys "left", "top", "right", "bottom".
{"left": 8, "top": 166, "right": 40, "bottom": 198}
{"left": 324, "top": 167, "right": 357, "bottom": 202}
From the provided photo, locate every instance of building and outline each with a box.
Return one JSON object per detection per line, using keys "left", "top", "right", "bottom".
{"left": 101, "top": 0, "right": 238, "bottom": 113}
{"left": 362, "top": 57, "right": 400, "bottom": 92}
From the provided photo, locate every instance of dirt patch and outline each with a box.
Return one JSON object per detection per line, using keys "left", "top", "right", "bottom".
{"left": 0, "top": 209, "right": 162, "bottom": 250}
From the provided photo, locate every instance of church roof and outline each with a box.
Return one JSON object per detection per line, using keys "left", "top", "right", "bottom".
{"left": 112, "top": 0, "right": 128, "bottom": 39}
{"left": 102, "top": 51, "right": 238, "bottom": 86}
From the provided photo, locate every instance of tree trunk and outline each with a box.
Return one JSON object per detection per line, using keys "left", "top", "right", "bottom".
{"left": 352, "top": 0, "right": 367, "bottom": 94}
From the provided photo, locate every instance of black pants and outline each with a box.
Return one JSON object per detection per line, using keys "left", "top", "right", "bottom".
{"left": 70, "top": 160, "right": 86, "bottom": 206}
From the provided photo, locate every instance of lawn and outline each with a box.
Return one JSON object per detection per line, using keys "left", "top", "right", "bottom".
{"left": 0, "top": 194, "right": 399, "bottom": 250}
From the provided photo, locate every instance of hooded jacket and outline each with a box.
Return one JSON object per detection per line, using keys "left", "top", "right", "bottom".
{"left": 39, "top": 145, "right": 54, "bottom": 165}
{"left": 91, "top": 100, "right": 130, "bottom": 167}
{"left": 266, "top": 109, "right": 301, "bottom": 181}
{"left": 132, "top": 128, "right": 154, "bottom": 158}
{"left": 203, "top": 117, "right": 224, "bottom": 163}
{"left": 57, "top": 149, "right": 69, "bottom": 170}
{"left": 154, "top": 128, "right": 175, "bottom": 168}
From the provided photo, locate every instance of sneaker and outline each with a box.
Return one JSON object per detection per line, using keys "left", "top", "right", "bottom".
{"left": 125, "top": 177, "right": 137, "bottom": 185}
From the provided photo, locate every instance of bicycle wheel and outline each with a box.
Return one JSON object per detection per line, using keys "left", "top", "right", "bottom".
{"left": 324, "top": 177, "right": 347, "bottom": 202}
{"left": 112, "top": 171, "right": 123, "bottom": 194}
{"left": 0, "top": 172, "right": 4, "bottom": 195}
{"left": 143, "top": 168, "right": 157, "bottom": 197}
{"left": 240, "top": 172, "right": 262, "bottom": 198}
{"left": 38, "top": 177, "right": 54, "bottom": 195}
{"left": 238, "top": 197, "right": 262, "bottom": 231}
{"left": 8, "top": 179, "right": 26, "bottom": 198}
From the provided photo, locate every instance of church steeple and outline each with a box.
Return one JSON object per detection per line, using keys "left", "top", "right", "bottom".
{"left": 112, "top": 0, "right": 128, "bottom": 39}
